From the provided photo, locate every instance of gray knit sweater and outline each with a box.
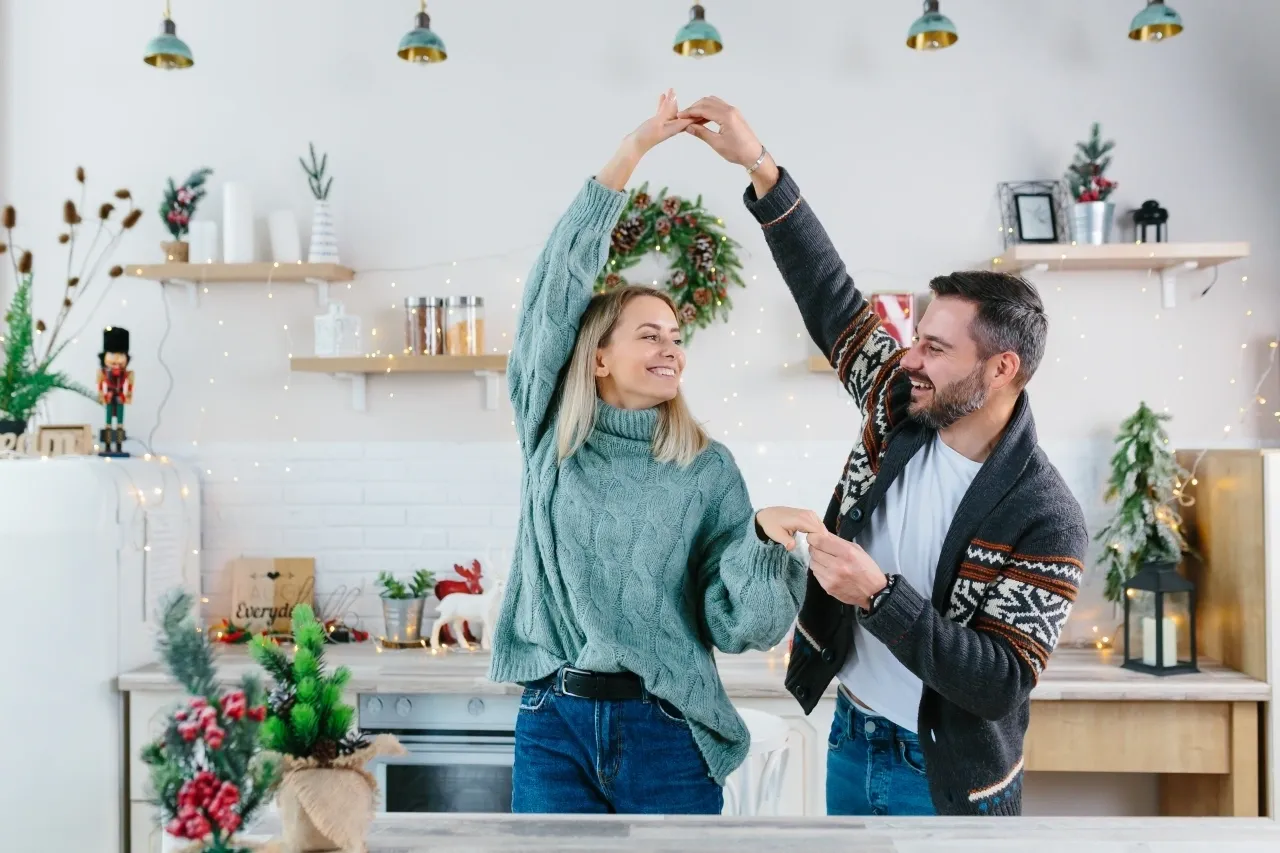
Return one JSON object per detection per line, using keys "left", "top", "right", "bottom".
{"left": 744, "top": 167, "right": 1089, "bottom": 816}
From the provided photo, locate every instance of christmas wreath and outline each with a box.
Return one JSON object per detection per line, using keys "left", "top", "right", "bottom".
{"left": 597, "top": 184, "right": 744, "bottom": 341}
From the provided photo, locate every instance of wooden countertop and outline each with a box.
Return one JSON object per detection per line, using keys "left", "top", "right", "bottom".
{"left": 117, "top": 644, "right": 1269, "bottom": 702}
{"left": 238, "top": 813, "right": 1280, "bottom": 851}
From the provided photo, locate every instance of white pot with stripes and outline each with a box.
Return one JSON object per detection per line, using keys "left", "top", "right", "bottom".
{"left": 307, "top": 200, "right": 340, "bottom": 264}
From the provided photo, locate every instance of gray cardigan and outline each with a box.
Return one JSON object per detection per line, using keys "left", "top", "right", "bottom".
{"left": 743, "top": 168, "right": 1088, "bottom": 816}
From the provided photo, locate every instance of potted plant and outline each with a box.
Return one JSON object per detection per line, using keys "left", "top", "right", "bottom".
{"left": 1, "top": 169, "right": 140, "bottom": 434}
{"left": 159, "top": 167, "right": 213, "bottom": 262}
{"left": 0, "top": 273, "right": 94, "bottom": 436}
{"left": 376, "top": 569, "right": 435, "bottom": 645}
{"left": 1096, "top": 401, "right": 1190, "bottom": 604}
{"left": 300, "top": 143, "right": 338, "bottom": 264}
{"left": 250, "top": 604, "right": 403, "bottom": 852}
{"left": 140, "top": 589, "right": 278, "bottom": 853}
{"left": 1065, "top": 122, "right": 1119, "bottom": 245}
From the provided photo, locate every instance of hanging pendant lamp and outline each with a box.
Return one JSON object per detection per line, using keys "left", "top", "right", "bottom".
{"left": 1128, "top": 0, "right": 1183, "bottom": 42}
{"left": 673, "top": 4, "right": 723, "bottom": 58}
{"left": 906, "top": 0, "right": 958, "bottom": 51}
{"left": 398, "top": 0, "right": 447, "bottom": 63}
{"left": 143, "top": 0, "right": 194, "bottom": 69}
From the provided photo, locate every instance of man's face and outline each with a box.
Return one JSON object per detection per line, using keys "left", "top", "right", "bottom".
{"left": 898, "top": 296, "right": 992, "bottom": 430}
{"left": 104, "top": 352, "right": 128, "bottom": 370}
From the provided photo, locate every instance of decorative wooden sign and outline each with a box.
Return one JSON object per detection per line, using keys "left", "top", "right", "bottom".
{"left": 37, "top": 424, "right": 94, "bottom": 456}
{"left": 228, "top": 557, "right": 316, "bottom": 633}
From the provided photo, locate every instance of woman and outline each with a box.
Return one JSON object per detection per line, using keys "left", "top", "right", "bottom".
{"left": 488, "top": 90, "right": 820, "bottom": 815}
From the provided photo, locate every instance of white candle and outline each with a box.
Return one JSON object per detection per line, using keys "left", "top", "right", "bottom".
{"left": 187, "top": 220, "right": 219, "bottom": 263}
{"left": 1141, "top": 616, "right": 1178, "bottom": 667}
{"left": 223, "top": 182, "right": 256, "bottom": 263}
{"left": 268, "top": 210, "right": 302, "bottom": 263}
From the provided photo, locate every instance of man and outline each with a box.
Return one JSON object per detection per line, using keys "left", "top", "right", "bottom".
{"left": 681, "top": 97, "right": 1087, "bottom": 817}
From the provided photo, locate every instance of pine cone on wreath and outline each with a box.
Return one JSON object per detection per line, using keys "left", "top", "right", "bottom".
{"left": 670, "top": 269, "right": 688, "bottom": 288}
{"left": 689, "top": 233, "right": 717, "bottom": 272}
{"left": 679, "top": 303, "right": 698, "bottom": 324}
{"left": 312, "top": 737, "right": 339, "bottom": 766}
{"left": 611, "top": 216, "right": 647, "bottom": 255}
{"left": 655, "top": 216, "right": 672, "bottom": 236}
{"left": 604, "top": 272, "right": 625, "bottom": 290}
{"left": 693, "top": 288, "right": 711, "bottom": 306}
{"left": 633, "top": 192, "right": 651, "bottom": 209}
{"left": 661, "top": 196, "right": 682, "bottom": 217}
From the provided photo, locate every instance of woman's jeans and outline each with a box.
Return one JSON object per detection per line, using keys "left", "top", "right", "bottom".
{"left": 512, "top": 675, "right": 723, "bottom": 814}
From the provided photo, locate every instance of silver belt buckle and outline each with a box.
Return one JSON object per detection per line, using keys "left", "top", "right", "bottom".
{"left": 557, "top": 666, "right": 592, "bottom": 698}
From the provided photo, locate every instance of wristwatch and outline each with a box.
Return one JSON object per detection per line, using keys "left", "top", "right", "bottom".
{"left": 858, "top": 574, "right": 898, "bottom": 617}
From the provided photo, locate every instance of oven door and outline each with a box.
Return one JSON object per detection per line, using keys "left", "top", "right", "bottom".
{"left": 372, "top": 740, "right": 514, "bottom": 813}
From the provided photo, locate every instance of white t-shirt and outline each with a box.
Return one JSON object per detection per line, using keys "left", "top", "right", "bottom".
{"left": 836, "top": 433, "right": 983, "bottom": 733}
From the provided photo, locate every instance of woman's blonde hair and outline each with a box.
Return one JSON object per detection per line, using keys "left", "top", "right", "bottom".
{"left": 556, "top": 285, "right": 709, "bottom": 467}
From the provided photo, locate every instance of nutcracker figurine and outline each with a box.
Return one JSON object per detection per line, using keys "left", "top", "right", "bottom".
{"left": 97, "top": 326, "right": 133, "bottom": 457}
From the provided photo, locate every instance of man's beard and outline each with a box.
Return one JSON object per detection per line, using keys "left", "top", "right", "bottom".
{"left": 908, "top": 363, "right": 989, "bottom": 430}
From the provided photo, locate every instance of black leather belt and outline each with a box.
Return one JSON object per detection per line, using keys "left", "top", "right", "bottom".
{"left": 556, "top": 666, "right": 645, "bottom": 700}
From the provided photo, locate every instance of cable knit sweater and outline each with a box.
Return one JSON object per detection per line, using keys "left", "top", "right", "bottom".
{"left": 487, "top": 177, "right": 807, "bottom": 784}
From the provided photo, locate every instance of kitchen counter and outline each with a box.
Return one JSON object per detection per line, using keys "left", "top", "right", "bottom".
{"left": 117, "top": 643, "right": 1269, "bottom": 702}
{"left": 239, "top": 813, "right": 1280, "bottom": 852}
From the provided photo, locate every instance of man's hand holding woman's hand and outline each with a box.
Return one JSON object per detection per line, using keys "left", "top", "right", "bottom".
{"left": 755, "top": 507, "right": 825, "bottom": 552}
{"left": 598, "top": 89, "right": 694, "bottom": 191}
{"left": 677, "top": 96, "right": 780, "bottom": 195}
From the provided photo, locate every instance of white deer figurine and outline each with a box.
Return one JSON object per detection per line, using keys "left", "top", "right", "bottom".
{"left": 431, "top": 576, "right": 506, "bottom": 652}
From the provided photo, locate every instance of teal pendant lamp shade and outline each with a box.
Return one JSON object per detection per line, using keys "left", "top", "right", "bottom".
{"left": 906, "top": 0, "right": 957, "bottom": 50}
{"left": 143, "top": 1, "right": 193, "bottom": 69}
{"left": 1129, "top": 0, "right": 1183, "bottom": 41}
{"left": 673, "top": 4, "right": 723, "bottom": 58}
{"left": 398, "top": 0, "right": 447, "bottom": 63}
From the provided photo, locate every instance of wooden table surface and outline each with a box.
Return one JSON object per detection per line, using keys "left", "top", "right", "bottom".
{"left": 242, "top": 813, "right": 1280, "bottom": 852}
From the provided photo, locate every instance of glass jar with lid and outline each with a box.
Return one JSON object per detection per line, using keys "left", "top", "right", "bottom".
{"left": 404, "top": 297, "right": 443, "bottom": 355}
{"left": 444, "top": 296, "right": 485, "bottom": 356}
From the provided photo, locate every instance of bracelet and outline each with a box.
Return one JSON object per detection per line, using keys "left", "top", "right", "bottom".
{"left": 746, "top": 145, "right": 769, "bottom": 174}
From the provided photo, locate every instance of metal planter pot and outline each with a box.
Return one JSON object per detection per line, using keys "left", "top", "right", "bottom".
{"left": 381, "top": 596, "right": 427, "bottom": 644}
{"left": 1070, "top": 201, "right": 1115, "bottom": 245}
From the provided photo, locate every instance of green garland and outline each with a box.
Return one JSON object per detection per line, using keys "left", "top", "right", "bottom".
{"left": 596, "top": 183, "right": 744, "bottom": 341}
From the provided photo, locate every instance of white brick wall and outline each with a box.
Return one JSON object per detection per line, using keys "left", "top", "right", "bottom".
{"left": 177, "top": 438, "right": 1120, "bottom": 644}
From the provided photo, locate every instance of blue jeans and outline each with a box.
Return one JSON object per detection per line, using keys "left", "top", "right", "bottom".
{"left": 512, "top": 674, "right": 723, "bottom": 814}
{"left": 826, "top": 689, "right": 935, "bottom": 816}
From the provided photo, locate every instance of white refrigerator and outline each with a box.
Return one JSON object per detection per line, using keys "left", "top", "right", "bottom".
{"left": 0, "top": 456, "right": 201, "bottom": 853}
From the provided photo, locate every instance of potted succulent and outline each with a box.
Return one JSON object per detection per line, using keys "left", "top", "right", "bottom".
{"left": 159, "top": 167, "right": 213, "bottom": 262}
{"left": 140, "top": 589, "right": 278, "bottom": 853}
{"left": 376, "top": 569, "right": 435, "bottom": 645}
{"left": 300, "top": 143, "right": 338, "bottom": 264}
{"left": 250, "top": 604, "right": 403, "bottom": 852}
{"left": 1, "top": 168, "right": 140, "bottom": 434}
{"left": 1065, "top": 122, "right": 1119, "bottom": 245}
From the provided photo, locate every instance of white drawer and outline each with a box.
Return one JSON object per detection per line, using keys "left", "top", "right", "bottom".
{"left": 127, "top": 691, "right": 184, "bottom": 802}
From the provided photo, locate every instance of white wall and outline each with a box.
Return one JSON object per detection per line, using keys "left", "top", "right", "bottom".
{"left": 3, "top": 0, "right": 1278, "bottom": 816}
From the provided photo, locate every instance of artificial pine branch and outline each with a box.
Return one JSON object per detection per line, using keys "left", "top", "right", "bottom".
{"left": 1095, "top": 402, "right": 1189, "bottom": 603}
{"left": 156, "top": 589, "right": 220, "bottom": 697}
{"left": 248, "top": 635, "right": 294, "bottom": 687}
{"left": 300, "top": 143, "right": 332, "bottom": 201}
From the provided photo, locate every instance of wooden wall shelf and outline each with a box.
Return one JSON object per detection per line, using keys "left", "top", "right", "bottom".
{"left": 290, "top": 354, "right": 508, "bottom": 411}
{"left": 125, "top": 262, "right": 356, "bottom": 307}
{"left": 991, "top": 242, "right": 1250, "bottom": 309}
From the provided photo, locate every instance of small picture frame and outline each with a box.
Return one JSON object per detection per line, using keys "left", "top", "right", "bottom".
{"left": 870, "top": 292, "right": 916, "bottom": 349}
{"left": 1014, "top": 193, "right": 1058, "bottom": 243}
{"left": 36, "top": 424, "right": 94, "bottom": 457}
{"left": 997, "top": 180, "right": 1070, "bottom": 247}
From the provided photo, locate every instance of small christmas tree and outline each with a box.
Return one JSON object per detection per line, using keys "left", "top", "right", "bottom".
{"left": 250, "top": 603, "right": 366, "bottom": 764}
{"left": 1096, "top": 402, "right": 1189, "bottom": 604}
{"left": 140, "top": 590, "right": 278, "bottom": 852}
{"left": 1065, "top": 122, "right": 1118, "bottom": 203}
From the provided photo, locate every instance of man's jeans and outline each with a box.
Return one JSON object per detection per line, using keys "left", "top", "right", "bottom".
{"left": 512, "top": 675, "right": 723, "bottom": 814}
{"left": 826, "top": 688, "right": 935, "bottom": 816}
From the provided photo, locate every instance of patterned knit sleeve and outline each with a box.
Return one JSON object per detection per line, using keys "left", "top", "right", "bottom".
{"left": 857, "top": 515, "right": 1087, "bottom": 721}
{"left": 508, "top": 178, "right": 629, "bottom": 452}
{"left": 743, "top": 168, "right": 911, "bottom": 440}
{"left": 694, "top": 452, "right": 808, "bottom": 654}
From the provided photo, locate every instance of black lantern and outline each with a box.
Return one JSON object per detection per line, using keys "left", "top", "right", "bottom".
{"left": 1133, "top": 199, "right": 1168, "bottom": 243}
{"left": 1122, "top": 562, "right": 1198, "bottom": 675}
